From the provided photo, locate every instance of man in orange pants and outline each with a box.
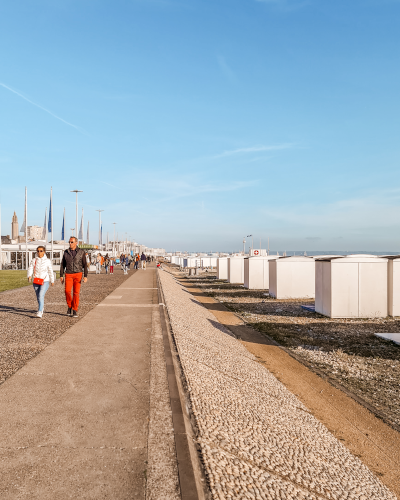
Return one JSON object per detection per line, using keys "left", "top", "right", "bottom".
{"left": 60, "top": 237, "right": 88, "bottom": 318}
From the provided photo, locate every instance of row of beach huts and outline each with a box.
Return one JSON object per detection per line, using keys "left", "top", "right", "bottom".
{"left": 166, "top": 252, "right": 400, "bottom": 319}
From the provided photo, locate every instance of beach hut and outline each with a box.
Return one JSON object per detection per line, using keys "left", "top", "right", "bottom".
{"left": 315, "top": 255, "right": 388, "bottom": 318}
{"left": 201, "top": 257, "right": 218, "bottom": 268}
{"left": 269, "top": 256, "right": 315, "bottom": 299}
{"left": 244, "top": 256, "right": 279, "bottom": 290}
{"left": 217, "top": 257, "right": 228, "bottom": 279}
{"left": 385, "top": 256, "right": 400, "bottom": 317}
{"left": 228, "top": 256, "right": 245, "bottom": 284}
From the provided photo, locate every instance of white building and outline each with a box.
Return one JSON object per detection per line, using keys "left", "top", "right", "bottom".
{"left": 387, "top": 256, "right": 400, "bottom": 317}
{"left": 217, "top": 257, "right": 228, "bottom": 280}
{"left": 27, "top": 225, "right": 44, "bottom": 241}
{"left": 228, "top": 256, "right": 245, "bottom": 284}
{"left": 269, "top": 256, "right": 315, "bottom": 299}
{"left": 244, "top": 255, "right": 279, "bottom": 290}
{"left": 315, "top": 255, "right": 388, "bottom": 318}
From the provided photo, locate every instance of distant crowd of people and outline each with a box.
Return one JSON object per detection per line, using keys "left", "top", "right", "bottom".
{"left": 91, "top": 251, "right": 154, "bottom": 274}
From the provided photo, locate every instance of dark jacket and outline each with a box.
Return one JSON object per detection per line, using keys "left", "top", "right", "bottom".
{"left": 141, "top": 253, "right": 146, "bottom": 261}
{"left": 60, "top": 247, "right": 88, "bottom": 277}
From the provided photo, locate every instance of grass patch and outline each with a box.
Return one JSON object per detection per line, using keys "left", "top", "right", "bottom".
{"left": 0, "top": 270, "right": 60, "bottom": 293}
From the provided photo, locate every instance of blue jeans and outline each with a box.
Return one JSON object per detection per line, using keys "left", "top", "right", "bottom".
{"left": 33, "top": 281, "right": 50, "bottom": 312}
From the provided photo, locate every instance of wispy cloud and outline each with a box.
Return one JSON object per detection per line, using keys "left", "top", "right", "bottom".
{"left": 261, "top": 188, "right": 400, "bottom": 233}
{"left": 255, "top": 0, "right": 310, "bottom": 11}
{"left": 145, "top": 179, "right": 258, "bottom": 204}
{"left": 0, "top": 82, "right": 85, "bottom": 134}
{"left": 213, "top": 143, "right": 295, "bottom": 159}
{"left": 217, "top": 55, "right": 237, "bottom": 84}
{"left": 99, "top": 180, "right": 124, "bottom": 190}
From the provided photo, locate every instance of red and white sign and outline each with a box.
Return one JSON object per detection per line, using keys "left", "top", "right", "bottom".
{"left": 254, "top": 250, "right": 259, "bottom": 255}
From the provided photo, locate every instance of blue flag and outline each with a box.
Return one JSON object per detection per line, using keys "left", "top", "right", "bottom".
{"left": 101, "top": 224, "right": 103, "bottom": 245}
{"left": 48, "top": 192, "right": 52, "bottom": 232}
{"left": 61, "top": 211, "right": 65, "bottom": 241}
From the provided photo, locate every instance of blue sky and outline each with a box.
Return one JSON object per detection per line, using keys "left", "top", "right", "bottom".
{"left": 1, "top": 0, "right": 400, "bottom": 252}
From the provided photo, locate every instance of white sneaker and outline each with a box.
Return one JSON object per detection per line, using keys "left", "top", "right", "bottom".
{"left": 37, "top": 311, "right": 43, "bottom": 318}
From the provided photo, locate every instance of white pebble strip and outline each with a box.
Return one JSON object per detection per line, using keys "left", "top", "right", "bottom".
{"left": 159, "top": 271, "right": 396, "bottom": 500}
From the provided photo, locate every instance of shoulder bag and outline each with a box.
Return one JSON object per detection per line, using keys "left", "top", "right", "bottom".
{"left": 33, "top": 259, "right": 44, "bottom": 286}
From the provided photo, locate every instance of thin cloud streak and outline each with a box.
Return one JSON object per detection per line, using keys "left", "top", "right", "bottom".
{"left": 255, "top": 0, "right": 311, "bottom": 11}
{"left": 217, "top": 55, "right": 237, "bottom": 83}
{"left": 145, "top": 179, "right": 258, "bottom": 204}
{"left": 213, "top": 143, "right": 295, "bottom": 159}
{"left": 99, "top": 180, "right": 124, "bottom": 190}
{"left": 0, "top": 82, "right": 85, "bottom": 134}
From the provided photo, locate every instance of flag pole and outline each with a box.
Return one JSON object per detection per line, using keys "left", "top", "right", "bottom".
{"left": 63, "top": 207, "right": 66, "bottom": 252}
{"left": 25, "top": 187, "right": 28, "bottom": 270}
{"left": 50, "top": 186, "right": 53, "bottom": 263}
{"left": 0, "top": 200, "right": 2, "bottom": 270}
{"left": 70, "top": 190, "right": 83, "bottom": 239}
{"left": 96, "top": 209, "right": 104, "bottom": 250}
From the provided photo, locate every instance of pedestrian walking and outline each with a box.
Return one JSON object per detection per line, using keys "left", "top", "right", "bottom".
{"left": 124, "top": 255, "right": 129, "bottom": 273}
{"left": 109, "top": 257, "right": 114, "bottom": 274}
{"left": 134, "top": 253, "right": 140, "bottom": 269}
{"left": 60, "top": 236, "right": 88, "bottom": 318}
{"left": 104, "top": 253, "right": 110, "bottom": 274}
{"left": 141, "top": 252, "right": 146, "bottom": 270}
{"left": 96, "top": 253, "right": 102, "bottom": 274}
{"left": 27, "top": 246, "right": 55, "bottom": 318}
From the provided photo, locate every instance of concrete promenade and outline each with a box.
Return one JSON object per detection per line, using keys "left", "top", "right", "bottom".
{"left": 0, "top": 267, "right": 180, "bottom": 499}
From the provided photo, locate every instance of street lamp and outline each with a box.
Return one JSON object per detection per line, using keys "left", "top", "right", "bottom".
{"left": 247, "top": 234, "right": 253, "bottom": 253}
{"left": 112, "top": 223, "right": 117, "bottom": 257}
{"left": 70, "top": 190, "right": 83, "bottom": 239}
{"left": 95, "top": 209, "right": 104, "bottom": 250}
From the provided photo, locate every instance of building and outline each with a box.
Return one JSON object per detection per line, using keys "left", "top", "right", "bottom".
{"left": 11, "top": 212, "right": 19, "bottom": 240}
{"left": 27, "top": 225, "right": 44, "bottom": 241}
{"left": 1, "top": 235, "right": 11, "bottom": 244}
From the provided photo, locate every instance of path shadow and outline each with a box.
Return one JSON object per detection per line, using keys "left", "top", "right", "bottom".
{"left": 0, "top": 305, "right": 66, "bottom": 318}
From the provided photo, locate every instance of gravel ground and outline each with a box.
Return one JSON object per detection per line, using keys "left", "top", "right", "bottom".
{"left": 160, "top": 270, "right": 396, "bottom": 500}
{"left": 0, "top": 269, "right": 131, "bottom": 385}
{"left": 190, "top": 276, "right": 400, "bottom": 430}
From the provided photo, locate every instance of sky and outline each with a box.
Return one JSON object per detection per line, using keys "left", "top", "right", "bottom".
{"left": 1, "top": 0, "right": 400, "bottom": 252}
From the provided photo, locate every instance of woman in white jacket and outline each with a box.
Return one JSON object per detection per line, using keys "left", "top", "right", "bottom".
{"left": 27, "top": 246, "right": 55, "bottom": 318}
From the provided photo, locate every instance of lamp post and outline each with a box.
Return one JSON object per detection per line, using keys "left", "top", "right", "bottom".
{"left": 70, "top": 190, "right": 83, "bottom": 239}
{"left": 95, "top": 209, "right": 104, "bottom": 250}
{"left": 247, "top": 234, "right": 253, "bottom": 253}
{"left": 113, "top": 223, "right": 117, "bottom": 257}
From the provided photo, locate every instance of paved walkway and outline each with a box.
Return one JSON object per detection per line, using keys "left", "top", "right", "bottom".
{"left": 0, "top": 267, "right": 180, "bottom": 499}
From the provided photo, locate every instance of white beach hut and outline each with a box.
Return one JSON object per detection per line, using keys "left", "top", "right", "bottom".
{"left": 228, "top": 256, "right": 245, "bottom": 284}
{"left": 384, "top": 256, "right": 400, "bottom": 317}
{"left": 244, "top": 256, "right": 279, "bottom": 290}
{"left": 201, "top": 257, "right": 218, "bottom": 268}
{"left": 315, "top": 255, "right": 388, "bottom": 318}
{"left": 217, "top": 257, "right": 228, "bottom": 280}
{"left": 269, "top": 256, "right": 315, "bottom": 299}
